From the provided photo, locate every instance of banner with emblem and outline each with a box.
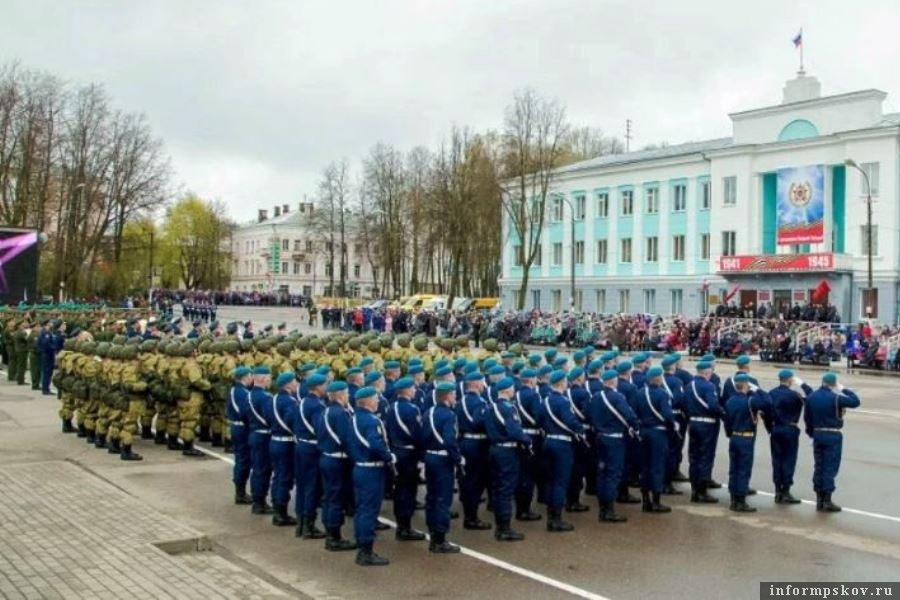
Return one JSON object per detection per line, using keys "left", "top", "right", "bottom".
{"left": 776, "top": 164, "right": 825, "bottom": 245}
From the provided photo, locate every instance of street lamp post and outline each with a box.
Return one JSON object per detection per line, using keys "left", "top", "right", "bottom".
{"left": 844, "top": 159, "right": 875, "bottom": 318}
{"left": 559, "top": 196, "right": 577, "bottom": 312}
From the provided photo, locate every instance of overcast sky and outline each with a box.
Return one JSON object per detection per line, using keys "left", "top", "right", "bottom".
{"left": 4, "top": 0, "right": 900, "bottom": 222}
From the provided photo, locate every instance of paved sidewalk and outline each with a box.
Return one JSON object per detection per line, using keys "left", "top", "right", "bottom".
{"left": 0, "top": 460, "right": 300, "bottom": 600}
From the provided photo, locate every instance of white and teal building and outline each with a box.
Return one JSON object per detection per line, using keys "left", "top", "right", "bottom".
{"left": 500, "top": 71, "right": 900, "bottom": 323}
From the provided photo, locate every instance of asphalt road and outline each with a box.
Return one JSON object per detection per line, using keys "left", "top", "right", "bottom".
{"left": 2, "top": 322, "right": 899, "bottom": 599}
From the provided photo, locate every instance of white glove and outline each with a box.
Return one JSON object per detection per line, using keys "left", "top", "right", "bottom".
{"left": 459, "top": 455, "right": 467, "bottom": 467}
{"left": 793, "top": 377, "right": 804, "bottom": 388}
{"left": 390, "top": 452, "right": 398, "bottom": 465}
{"left": 836, "top": 383, "right": 845, "bottom": 393}
{"left": 748, "top": 383, "right": 759, "bottom": 392}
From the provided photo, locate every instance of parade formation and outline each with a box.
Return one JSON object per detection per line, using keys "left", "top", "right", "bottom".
{"left": 0, "top": 307, "right": 862, "bottom": 568}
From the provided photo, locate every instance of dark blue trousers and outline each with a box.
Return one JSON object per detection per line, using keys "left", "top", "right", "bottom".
{"left": 425, "top": 454, "right": 454, "bottom": 534}
{"left": 458, "top": 439, "right": 489, "bottom": 519}
{"left": 728, "top": 436, "right": 755, "bottom": 496}
{"left": 640, "top": 428, "right": 669, "bottom": 493}
{"left": 391, "top": 448, "right": 419, "bottom": 525}
{"left": 319, "top": 455, "right": 352, "bottom": 529}
{"left": 269, "top": 439, "right": 295, "bottom": 508}
{"left": 516, "top": 436, "right": 543, "bottom": 508}
{"left": 688, "top": 422, "right": 718, "bottom": 486}
{"left": 230, "top": 425, "right": 251, "bottom": 487}
{"left": 666, "top": 418, "right": 687, "bottom": 482}
{"left": 249, "top": 431, "right": 272, "bottom": 503}
{"left": 489, "top": 446, "right": 519, "bottom": 523}
{"left": 812, "top": 432, "right": 843, "bottom": 493}
{"left": 770, "top": 426, "right": 800, "bottom": 489}
{"left": 353, "top": 465, "right": 386, "bottom": 545}
{"left": 595, "top": 435, "right": 625, "bottom": 503}
{"left": 541, "top": 439, "right": 573, "bottom": 511}
{"left": 294, "top": 444, "right": 322, "bottom": 518}
{"left": 41, "top": 354, "right": 54, "bottom": 393}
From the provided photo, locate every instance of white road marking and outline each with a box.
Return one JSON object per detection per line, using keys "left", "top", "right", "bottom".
{"left": 733, "top": 488, "right": 900, "bottom": 525}
{"left": 855, "top": 409, "right": 900, "bottom": 419}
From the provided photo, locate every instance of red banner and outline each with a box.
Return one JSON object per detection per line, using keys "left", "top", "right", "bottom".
{"left": 718, "top": 253, "right": 834, "bottom": 273}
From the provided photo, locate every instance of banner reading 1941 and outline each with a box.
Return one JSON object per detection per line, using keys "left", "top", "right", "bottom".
{"left": 776, "top": 164, "right": 824, "bottom": 245}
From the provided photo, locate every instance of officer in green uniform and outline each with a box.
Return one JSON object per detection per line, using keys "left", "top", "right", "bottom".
{"left": 28, "top": 321, "right": 43, "bottom": 390}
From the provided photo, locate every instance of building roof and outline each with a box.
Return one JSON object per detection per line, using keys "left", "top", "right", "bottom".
{"left": 555, "top": 137, "right": 734, "bottom": 176}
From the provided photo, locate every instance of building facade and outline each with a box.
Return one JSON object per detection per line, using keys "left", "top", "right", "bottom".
{"left": 229, "top": 202, "right": 378, "bottom": 298}
{"left": 500, "top": 72, "right": 900, "bottom": 323}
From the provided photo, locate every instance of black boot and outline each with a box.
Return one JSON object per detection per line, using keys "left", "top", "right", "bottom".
{"left": 641, "top": 490, "right": 653, "bottom": 512}
{"left": 515, "top": 502, "right": 542, "bottom": 521}
{"left": 546, "top": 509, "right": 574, "bottom": 532}
{"left": 662, "top": 482, "right": 683, "bottom": 495}
{"left": 140, "top": 427, "right": 153, "bottom": 440}
{"left": 107, "top": 438, "right": 121, "bottom": 454}
{"left": 818, "top": 492, "right": 841, "bottom": 513}
{"left": 303, "top": 514, "right": 326, "bottom": 539}
{"left": 730, "top": 494, "right": 756, "bottom": 513}
{"left": 746, "top": 488, "right": 757, "bottom": 496}
{"left": 181, "top": 440, "right": 205, "bottom": 457}
{"left": 211, "top": 432, "right": 224, "bottom": 447}
{"left": 395, "top": 520, "right": 426, "bottom": 541}
{"left": 86, "top": 429, "right": 96, "bottom": 444}
{"left": 816, "top": 491, "right": 824, "bottom": 511}
{"left": 780, "top": 486, "right": 801, "bottom": 504}
{"left": 295, "top": 517, "right": 306, "bottom": 538}
{"left": 690, "top": 483, "right": 718, "bottom": 504}
{"left": 76, "top": 423, "right": 87, "bottom": 438}
{"left": 494, "top": 520, "right": 525, "bottom": 541}
{"left": 167, "top": 434, "right": 183, "bottom": 451}
{"left": 463, "top": 516, "right": 492, "bottom": 530}
{"left": 617, "top": 487, "right": 641, "bottom": 504}
{"left": 325, "top": 528, "right": 357, "bottom": 551}
{"left": 650, "top": 492, "right": 671, "bottom": 513}
{"left": 706, "top": 478, "right": 723, "bottom": 489}
{"left": 154, "top": 430, "right": 167, "bottom": 445}
{"left": 120, "top": 445, "right": 143, "bottom": 461}
{"left": 94, "top": 434, "right": 107, "bottom": 449}
{"left": 356, "top": 542, "right": 389, "bottom": 566}
{"left": 234, "top": 484, "right": 252, "bottom": 505}
{"left": 774, "top": 487, "right": 784, "bottom": 504}
{"left": 598, "top": 500, "right": 627, "bottom": 523}
{"left": 62, "top": 419, "right": 75, "bottom": 433}
{"left": 672, "top": 469, "right": 689, "bottom": 482}
{"left": 224, "top": 438, "right": 234, "bottom": 454}
{"left": 272, "top": 505, "right": 297, "bottom": 526}
{"left": 251, "top": 500, "right": 273, "bottom": 515}
{"left": 565, "top": 501, "right": 590, "bottom": 513}
{"left": 198, "top": 426, "right": 211, "bottom": 442}
{"left": 429, "top": 531, "right": 461, "bottom": 553}
{"left": 375, "top": 520, "right": 391, "bottom": 531}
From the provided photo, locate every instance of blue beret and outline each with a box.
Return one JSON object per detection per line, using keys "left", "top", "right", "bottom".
{"left": 616, "top": 361, "right": 633, "bottom": 374}
{"left": 407, "top": 364, "right": 424, "bottom": 375}
{"left": 669, "top": 352, "right": 682, "bottom": 361}
{"left": 453, "top": 358, "right": 467, "bottom": 370}
{"left": 538, "top": 365, "right": 554, "bottom": 376}
{"left": 316, "top": 365, "right": 331, "bottom": 375}
{"left": 601, "top": 352, "right": 616, "bottom": 363}
{"left": 435, "top": 366, "right": 453, "bottom": 377}
{"left": 364, "top": 371, "right": 382, "bottom": 385}
{"left": 464, "top": 371, "right": 485, "bottom": 382}
{"left": 345, "top": 367, "right": 362, "bottom": 377}
{"left": 358, "top": 357, "right": 374, "bottom": 368}
{"left": 736, "top": 355, "right": 751, "bottom": 366}
{"left": 822, "top": 372, "right": 838, "bottom": 385}
{"left": 521, "top": 368, "right": 538, "bottom": 378}
{"left": 495, "top": 377, "right": 515, "bottom": 392}
{"left": 434, "top": 359, "right": 450, "bottom": 370}
{"left": 408, "top": 357, "right": 423, "bottom": 366}
{"left": 696, "top": 361, "right": 712, "bottom": 371}
{"left": 435, "top": 382, "right": 457, "bottom": 394}
{"left": 544, "top": 348, "right": 558, "bottom": 359}
{"left": 355, "top": 386, "right": 377, "bottom": 401}
{"left": 252, "top": 366, "right": 271, "bottom": 375}
{"left": 488, "top": 365, "right": 506, "bottom": 376}
{"left": 464, "top": 362, "right": 479, "bottom": 374}
{"left": 733, "top": 373, "right": 750, "bottom": 384}
{"left": 300, "top": 363, "right": 317, "bottom": 373}
{"left": 582, "top": 346, "right": 596, "bottom": 355}
{"left": 646, "top": 366, "right": 664, "bottom": 379}
{"left": 632, "top": 352, "right": 648, "bottom": 364}
{"left": 306, "top": 373, "right": 327, "bottom": 387}
{"left": 661, "top": 356, "right": 678, "bottom": 368}
{"left": 778, "top": 369, "right": 794, "bottom": 380}
{"left": 394, "top": 377, "right": 415, "bottom": 390}
{"left": 233, "top": 366, "right": 251, "bottom": 378}
{"left": 567, "top": 367, "right": 585, "bottom": 381}
{"left": 511, "top": 361, "right": 525, "bottom": 373}
{"left": 554, "top": 356, "right": 568, "bottom": 367}
{"left": 548, "top": 369, "right": 567, "bottom": 384}
{"left": 527, "top": 354, "right": 542, "bottom": 365}
{"left": 501, "top": 351, "right": 515, "bottom": 359}
{"left": 275, "top": 372, "right": 296, "bottom": 388}
{"left": 601, "top": 370, "right": 618, "bottom": 381}
{"left": 587, "top": 359, "right": 603, "bottom": 374}
{"left": 573, "top": 350, "right": 585, "bottom": 361}
{"left": 384, "top": 360, "right": 400, "bottom": 370}
{"left": 326, "top": 381, "right": 348, "bottom": 393}
{"left": 701, "top": 354, "right": 716, "bottom": 362}
{"left": 483, "top": 358, "right": 499, "bottom": 369}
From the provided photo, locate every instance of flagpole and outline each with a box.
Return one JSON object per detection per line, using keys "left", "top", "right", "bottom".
{"left": 799, "top": 28, "right": 804, "bottom": 74}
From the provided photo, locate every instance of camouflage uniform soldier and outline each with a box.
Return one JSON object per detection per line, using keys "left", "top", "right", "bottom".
{"left": 12, "top": 320, "right": 29, "bottom": 385}
{"left": 81, "top": 342, "right": 101, "bottom": 444}
{"left": 178, "top": 341, "right": 210, "bottom": 457}
{"left": 164, "top": 342, "right": 186, "bottom": 451}
{"left": 56, "top": 339, "right": 78, "bottom": 433}
{"left": 93, "top": 343, "right": 112, "bottom": 449}
{"left": 71, "top": 344, "right": 92, "bottom": 438}
{"left": 28, "top": 322, "right": 42, "bottom": 390}
{"left": 104, "top": 343, "right": 127, "bottom": 455}
{"left": 217, "top": 341, "right": 239, "bottom": 451}
{"left": 118, "top": 343, "right": 146, "bottom": 461}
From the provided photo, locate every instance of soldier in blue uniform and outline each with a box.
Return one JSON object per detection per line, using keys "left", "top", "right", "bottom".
{"left": 407, "top": 364, "right": 427, "bottom": 409}
{"left": 768, "top": 369, "right": 811, "bottom": 504}
{"left": 266, "top": 372, "right": 300, "bottom": 527}
{"left": 723, "top": 372, "right": 773, "bottom": 513}
{"left": 186, "top": 320, "right": 202, "bottom": 339}
{"left": 456, "top": 371, "right": 492, "bottom": 530}
{"left": 295, "top": 373, "right": 327, "bottom": 538}
{"left": 540, "top": 369, "right": 585, "bottom": 532}
{"left": 589, "top": 369, "right": 639, "bottom": 523}
{"left": 514, "top": 368, "right": 544, "bottom": 520}
{"left": 316, "top": 380, "right": 356, "bottom": 551}
{"left": 228, "top": 366, "right": 253, "bottom": 505}
{"left": 661, "top": 355, "right": 688, "bottom": 493}
{"left": 686, "top": 361, "right": 722, "bottom": 503}
{"left": 537, "top": 365, "right": 553, "bottom": 399}
{"left": 485, "top": 365, "right": 506, "bottom": 404}
{"left": 637, "top": 367, "right": 676, "bottom": 513}
{"left": 422, "top": 381, "right": 464, "bottom": 553}
{"left": 631, "top": 353, "right": 649, "bottom": 389}
{"left": 298, "top": 363, "right": 317, "bottom": 398}
{"left": 37, "top": 322, "right": 53, "bottom": 395}
{"left": 386, "top": 377, "right": 426, "bottom": 542}
{"left": 248, "top": 366, "right": 274, "bottom": 515}
{"left": 565, "top": 367, "right": 592, "bottom": 512}
{"left": 615, "top": 361, "right": 641, "bottom": 504}
{"left": 348, "top": 386, "right": 395, "bottom": 566}
{"left": 804, "top": 373, "right": 860, "bottom": 512}
{"left": 345, "top": 368, "right": 363, "bottom": 406}
{"left": 700, "top": 354, "right": 724, "bottom": 489}
{"left": 242, "top": 321, "right": 254, "bottom": 339}
{"left": 383, "top": 360, "right": 401, "bottom": 401}
{"left": 720, "top": 355, "right": 757, "bottom": 400}
{"left": 484, "top": 377, "right": 532, "bottom": 541}
{"left": 586, "top": 360, "right": 604, "bottom": 397}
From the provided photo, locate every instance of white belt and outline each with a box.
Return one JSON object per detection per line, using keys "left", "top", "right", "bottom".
{"left": 392, "top": 444, "right": 415, "bottom": 450}
{"left": 523, "top": 428, "right": 541, "bottom": 435}
{"left": 672, "top": 410, "right": 683, "bottom": 415}
{"left": 601, "top": 432, "right": 623, "bottom": 438}
{"left": 546, "top": 434, "right": 572, "bottom": 442}
{"left": 815, "top": 427, "right": 842, "bottom": 433}
{"left": 650, "top": 426, "right": 666, "bottom": 431}
{"left": 229, "top": 421, "right": 245, "bottom": 426}
{"left": 252, "top": 429, "right": 271, "bottom": 435}
{"left": 357, "top": 461, "right": 385, "bottom": 467}
{"left": 493, "top": 442, "right": 517, "bottom": 448}
{"left": 427, "top": 449, "right": 449, "bottom": 456}
{"left": 323, "top": 451, "right": 348, "bottom": 459}
{"left": 732, "top": 431, "right": 755, "bottom": 438}
{"left": 296, "top": 437, "right": 317, "bottom": 445}
{"left": 690, "top": 417, "right": 717, "bottom": 423}
{"left": 462, "top": 433, "right": 487, "bottom": 440}
{"left": 271, "top": 435, "right": 294, "bottom": 442}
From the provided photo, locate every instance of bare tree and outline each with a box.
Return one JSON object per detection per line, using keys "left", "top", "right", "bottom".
{"left": 362, "top": 143, "right": 406, "bottom": 298}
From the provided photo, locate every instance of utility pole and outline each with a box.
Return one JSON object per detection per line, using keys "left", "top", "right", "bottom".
{"left": 625, "top": 119, "right": 633, "bottom": 152}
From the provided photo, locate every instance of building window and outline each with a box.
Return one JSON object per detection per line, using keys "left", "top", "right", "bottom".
{"left": 574, "top": 241, "right": 585, "bottom": 265}
{"left": 574, "top": 194, "right": 586, "bottom": 220}
{"left": 354, "top": 243, "right": 362, "bottom": 255}
{"left": 645, "top": 236, "right": 658, "bottom": 262}
{"left": 282, "top": 239, "right": 289, "bottom": 251}
{"left": 672, "top": 184, "right": 687, "bottom": 212}
{"left": 551, "top": 196, "right": 564, "bottom": 222}
{"left": 645, "top": 187, "right": 659, "bottom": 214}
{"left": 551, "top": 290, "right": 562, "bottom": 312}
{"left": 595, "top": 289, "right": 606, "bottom": 313}
{"left": 305, "top": 240, "right": 313, "bottom": 252}
{"left": 861, "top": 225, "right": 879, "bottom": 256}
{"left": 294, "top": 240, "right": 302, "bottom": 251}
{"left": 354, "top": 264, "right": 361, "bottom": 278}
{"left": 293, "top": 262, "right": 300, "bottom": 275}
{"left": 304, "top": 263, "right": 312, "bottom": 274}
{"left": 621, "top": 238, "right": 632, "bottom": 263}
{"left": 302, "top": 285, "right": 312, "bottom": 297}
{"left": 512, "top": 245, "right": 522, "bottom": 267}
{"left": 532, "top": 289, "right": 541, "bottom": 310}
{"left": 671, "top": 289, "right": 683, "bottom": 314}
{"left": 619, "top": 289, "right": 630, "bottom": 313}
{"left": 861, "top": 162, "right": 880, "bottom": 196}
{"left": 722, "top": 231, "right": 737, "bottom": 256}
{"left": 552, "top": 243, "right": 563, "bottom": 266}
{"left": 533, "top": 244, "right": 542, "bottom": 266}
{"left": 621, "top": 190, "right": 634, "bottom": 216}
{"left": 723, "top": 176, "right": 737, "bottom": 206}
{"left": 325, "top": 263, "right": 332, "bottom": 277}
{"left": 701, "top": 233, "right": 710, "bottom": 260}
{"left": 700, "top": 180, "right": 711, "bottom": 210}
{"left": 281, "top": 261, "right": 288, "bottom": 274}
{"left": 596, "top": 192, "right": 609, "bottom": 218}
{"left": 672, "top": 235, "right": 686, "bottom": 261}
{"left": 643, "top": 289, "right": 656, "bottom": 313}
{"left": 596, "top": 239, "right": 608, "bottom": 264}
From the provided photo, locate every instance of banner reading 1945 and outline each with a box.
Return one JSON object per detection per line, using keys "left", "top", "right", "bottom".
{"left": 776, "top": 164, "right": 824, "bottom": 245}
